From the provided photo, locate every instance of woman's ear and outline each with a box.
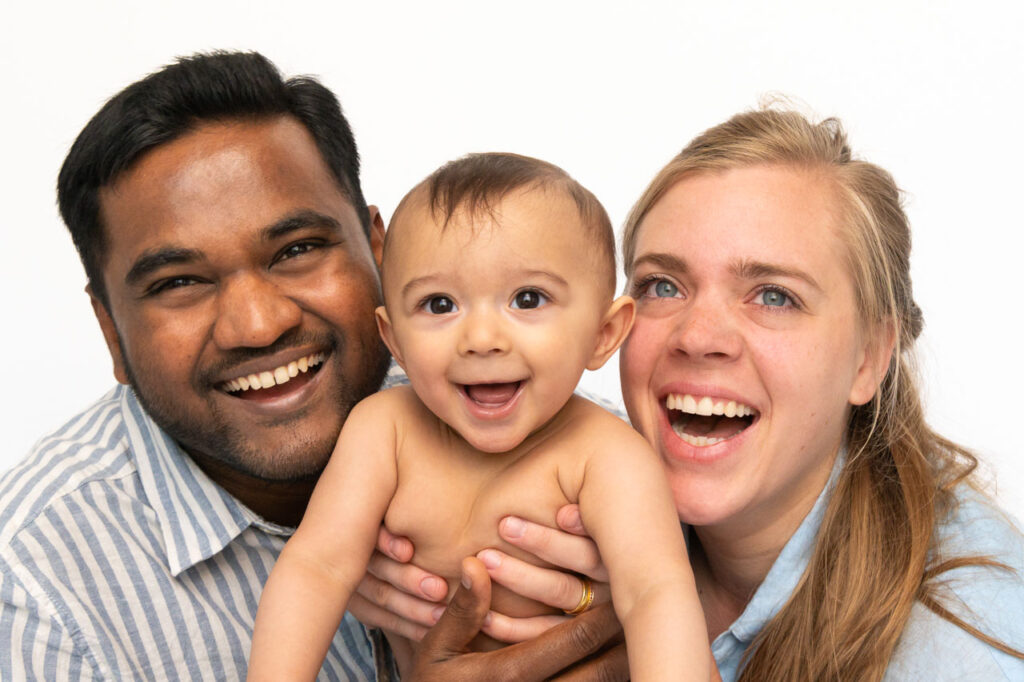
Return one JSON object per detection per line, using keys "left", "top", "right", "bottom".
{"left": 587, "top": 296, "right": 637, "bottom": 371}
{"left": 849, "top": 318, "right": 897, "bottom": 406}
{"left": 375, "top": 306, "right": 406, "bottom": 370}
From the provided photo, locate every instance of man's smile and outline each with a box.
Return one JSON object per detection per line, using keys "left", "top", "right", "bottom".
{"left": 220, "top": 351, "right": 327, "bottom": 398}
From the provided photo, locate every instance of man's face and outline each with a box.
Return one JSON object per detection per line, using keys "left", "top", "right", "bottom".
{"left": 93, "top": 116, "right": 389, "bottom": 480}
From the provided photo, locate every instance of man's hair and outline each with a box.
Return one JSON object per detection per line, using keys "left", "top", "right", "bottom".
{"left": 387, "top": 152, "right": 616, "bottom": 295}
{"left": 57, "top": 50, "right": 369, "bottom": 305}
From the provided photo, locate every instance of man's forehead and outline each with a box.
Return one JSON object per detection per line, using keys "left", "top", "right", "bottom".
{"left": 97, "top": 117, "right": 367, "bottom": 280}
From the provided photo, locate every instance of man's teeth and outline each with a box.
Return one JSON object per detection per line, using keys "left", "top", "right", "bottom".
{"left": 222, "top": 353, "right": 325, "bottom": 393}
{"left": 665, "top": 393, "right": 754, "bottom": 418}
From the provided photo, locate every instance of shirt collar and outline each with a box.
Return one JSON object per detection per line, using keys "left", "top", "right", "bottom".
{"left": 717, "top": 451, "right": 845, "bottom": 644}
{"left": 119, "top": 362, "right": 408, "bottom": 576}
{"left": 119, "top": 386, "right": 264, "bottom": 576}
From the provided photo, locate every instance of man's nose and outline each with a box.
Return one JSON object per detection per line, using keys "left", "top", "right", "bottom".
{"left": 212, "top": 274, "right": 303, "bottom": 349}
{"left": 456, "top": 309, "right": 510, "bottom": 356}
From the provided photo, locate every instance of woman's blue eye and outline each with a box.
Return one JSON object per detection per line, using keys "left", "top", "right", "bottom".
{"left": 426, "top": 296, "right": 457, "bottom": 314}
{"left": 757, "top": 289, "right": 790, "bottom": 307}
{"left": 511, "top": 290, "right": 547, "bottom": 309}
{"left": 644, "top": 279, "right": 679, "bottom": 298}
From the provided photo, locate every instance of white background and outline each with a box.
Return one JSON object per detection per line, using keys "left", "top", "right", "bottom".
{"left": 2, "top": 1, "right": 1021, "bottom": 521}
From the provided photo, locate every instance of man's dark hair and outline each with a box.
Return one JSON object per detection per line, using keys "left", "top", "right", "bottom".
{"left": 57, "top": 50, "right": 369, "bottom": 305}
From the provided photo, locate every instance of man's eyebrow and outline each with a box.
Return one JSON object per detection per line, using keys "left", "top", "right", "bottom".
{"left": 731, "top": 259, "right": 823, "bottom": 292}
{"left": 261, "top": 210, "right": 343, "bottom": 242}
{"left": 125, "top": 248, "right": 204, "bottom": 287}
{"left": 629, "top": 252, "right": 689, "bottom": 275}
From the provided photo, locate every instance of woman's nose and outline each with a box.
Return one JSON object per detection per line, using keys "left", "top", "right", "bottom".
{"left": 669, "top": 296, "right": 742, "bottom": 362}
{"left": 212, "top": 274, "right": 303, "bottom": 349}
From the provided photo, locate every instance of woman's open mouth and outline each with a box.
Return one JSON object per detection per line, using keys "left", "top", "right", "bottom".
{"left": 665, "top": 393, "right": 757, "bottom": 446}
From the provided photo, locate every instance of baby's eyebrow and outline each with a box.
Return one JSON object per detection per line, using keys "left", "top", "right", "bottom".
{"left": 519, "top": 269, "right": 569, "bottom": 288}
{"left": 401, "top": 274, "right": 444, "bottom": 298}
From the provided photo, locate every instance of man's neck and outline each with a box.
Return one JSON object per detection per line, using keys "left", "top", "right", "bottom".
{"left": 187, "top": 451, "right": 317, "bottom": 527}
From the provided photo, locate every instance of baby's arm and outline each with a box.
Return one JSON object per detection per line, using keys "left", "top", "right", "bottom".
{"left": 248, "top": 393, "right": 401, "bottom": 681}
{"left": 574, "top": 420, "right": 709, "bottom": 681}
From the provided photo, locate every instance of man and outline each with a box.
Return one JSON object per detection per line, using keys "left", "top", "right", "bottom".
{"left": 0, "top": 51, "right": 621, "bottom": 680}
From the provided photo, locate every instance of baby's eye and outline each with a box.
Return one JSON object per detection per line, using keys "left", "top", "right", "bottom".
{"left": 510, "top": 289, "right": 548, "bottom": 310}
{"left": 753, "top": 287, "right": 793, "bottom": 308}
{"left": 425, "top": 295, "right": 457, "bottom": 315}
{"left": 639, "top": 278, "right": 681, "bottom": 298}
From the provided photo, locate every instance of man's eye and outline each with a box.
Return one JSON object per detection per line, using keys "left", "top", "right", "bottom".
{"left": 425, "top": 296, "right": 457, "bottom": 314}
{"left": 510, "top": 289, "right": 548, "bottom": 310}
{"left": 278, "top": 242, "right": 319, "bottom": 261}
{"left": 148, "top": 276, "right": 198, "bottom": 295}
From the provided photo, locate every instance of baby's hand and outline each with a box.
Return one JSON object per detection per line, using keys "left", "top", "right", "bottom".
{"left": 476, "top": 505, "right": 612, "bottom": 643}
{"left": 347, "top": 526, "right": 448, "bottom": 641}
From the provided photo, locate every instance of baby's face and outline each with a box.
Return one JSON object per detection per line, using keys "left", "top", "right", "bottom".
{"left": 379, "top": 187, "right": 612, "bottom": 453}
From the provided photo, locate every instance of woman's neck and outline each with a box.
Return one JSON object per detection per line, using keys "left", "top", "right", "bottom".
{"left": 690, "top": 474, "right": 830, "bottom": 640}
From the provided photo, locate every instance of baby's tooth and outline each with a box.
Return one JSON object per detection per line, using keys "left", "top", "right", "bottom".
{"left": 287, "top": 361, "right": 299, "bottom": 377}
{"left": 696, "top": 396, "right": 713, "bottom": 416}
{"left": 259, "top": 371, "right": 276, "bottom": 388}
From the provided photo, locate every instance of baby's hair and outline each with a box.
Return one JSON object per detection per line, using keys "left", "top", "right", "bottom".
{"left": 387, "top": 152, "right": 616, "bottom": 296}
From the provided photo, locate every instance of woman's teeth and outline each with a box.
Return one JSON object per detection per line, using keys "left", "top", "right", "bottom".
{"left": 221, "top": 352, "right": 325, "bottom": 393}
{"left": 665, "top": 393, "right": 756, "bottom": 447}
{"left": 665, "top": 393, "right": 754, "bottom": 418}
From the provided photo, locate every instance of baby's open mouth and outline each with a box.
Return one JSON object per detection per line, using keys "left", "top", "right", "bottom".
{"left": 665, "top": 393, "right": 757, "bottom": 446}
{"left": 461, "top": 381, "right": 523, "bottom": 408}
{"left": 218, "top": 352, "right": 326, "bottom": 399}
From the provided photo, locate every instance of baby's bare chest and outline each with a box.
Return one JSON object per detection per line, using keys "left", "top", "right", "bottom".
{"left": 383, "top": 428, "right": 579, "bottom": 584}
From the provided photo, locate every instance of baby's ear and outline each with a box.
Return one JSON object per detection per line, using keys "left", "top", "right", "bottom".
{"left": 587, "top": 296, "right": 636, "bottom": 371}
{"left": 375, "top": 307, "right": 406, "bottom": 369}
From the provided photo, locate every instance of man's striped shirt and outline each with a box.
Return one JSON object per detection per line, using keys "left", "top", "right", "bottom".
{"left": 0, "top": 384, "right": 393, "bottom": 681}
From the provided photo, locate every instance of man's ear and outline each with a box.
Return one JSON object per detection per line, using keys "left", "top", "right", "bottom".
{"left": 87, "top": 285, "right": 129, "bottom": 385}
{"left": 375, "top": 306, "right": 405, "bottom": 370}
{"left": 587, "top": 295, "right": 637, "bottom": 371}
{"left": 849, "top": 318, "right": 897, "bottom": 406}
{"left": 367, "top": 205, "right": 385, "bottom": 269}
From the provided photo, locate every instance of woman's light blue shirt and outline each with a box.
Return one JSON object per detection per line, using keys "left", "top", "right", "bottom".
{"left": 709, "top": 459, "right": 1024, "bottom": 680}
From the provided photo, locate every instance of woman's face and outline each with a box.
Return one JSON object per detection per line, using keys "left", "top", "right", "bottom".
{"left": 620, "top": 165, "right": 885, "bottom": 538}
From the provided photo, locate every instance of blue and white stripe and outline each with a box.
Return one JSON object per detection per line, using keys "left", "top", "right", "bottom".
{"left": 0, "top": 385, "right": 391, "bottom": 681}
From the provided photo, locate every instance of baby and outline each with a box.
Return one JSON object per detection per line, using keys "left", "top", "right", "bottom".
{"left": 249, "top": 153, "right": 706, "bottom": 681}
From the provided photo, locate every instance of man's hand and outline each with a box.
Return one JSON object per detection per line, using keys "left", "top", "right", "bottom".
{"left": 408, "top": 557, "right": 627, "bottom": 681}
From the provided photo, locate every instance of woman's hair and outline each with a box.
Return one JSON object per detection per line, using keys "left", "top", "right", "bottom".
{"left": 622, "top": 106, "right": 1020, "bottom": 680}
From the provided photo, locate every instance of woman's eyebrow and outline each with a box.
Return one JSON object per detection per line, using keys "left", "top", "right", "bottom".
{"left": 630, "top": 252, "right": 689, "bottom": 275}
{"left": 731, "top": 259, "right": 822, "bottom": 292}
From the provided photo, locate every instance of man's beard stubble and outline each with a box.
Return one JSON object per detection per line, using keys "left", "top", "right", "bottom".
{"left": 121, "top": 328, "right": 390, "bottom": 483}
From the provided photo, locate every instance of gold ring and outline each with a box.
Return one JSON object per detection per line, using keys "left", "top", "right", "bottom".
{"left": 564, "top": 577, "right": 595, "bottom": 615}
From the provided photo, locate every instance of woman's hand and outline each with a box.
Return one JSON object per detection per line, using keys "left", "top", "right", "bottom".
{"left": 477, "top": 505, "right": 612, "bottom": 642}
{"left": 347, "top": 527, "right": 448, "bottom": 641}
{"left": 408, "top": 557, "right": 627, "bottom": 681}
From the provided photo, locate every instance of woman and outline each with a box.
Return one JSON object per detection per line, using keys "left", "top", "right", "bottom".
{"left": 358, "top": 108, "right": 1024, "bottom": 680}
